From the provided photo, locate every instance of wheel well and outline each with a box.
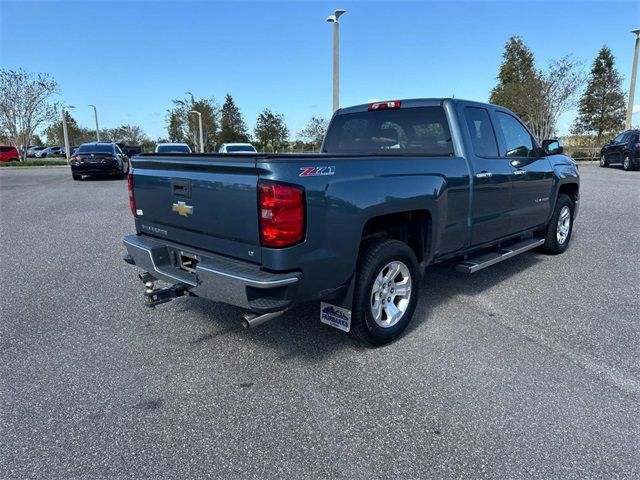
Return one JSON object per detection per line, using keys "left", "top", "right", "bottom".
{"left": 559, "top": 183, "right": 579, "bottom": 203}
{"left": 361, "top": 210, "right": 431, "bottom": 262}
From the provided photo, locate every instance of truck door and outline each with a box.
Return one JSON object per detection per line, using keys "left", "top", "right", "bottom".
{"left": 493, "top": 111, "right": 554, "bottom": 232}
{"left": 460, "top": 105, "right": 513, "bottom": 245}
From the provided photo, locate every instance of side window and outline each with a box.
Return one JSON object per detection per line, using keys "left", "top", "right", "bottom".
{"left": 495, "top": 112, "right": 535, "bottom": 158}
{"left": 613, "top": 133, "right": 625, "bottom": 143}
{"left": 463, "top": 107, "right": 499, "bottom": 157}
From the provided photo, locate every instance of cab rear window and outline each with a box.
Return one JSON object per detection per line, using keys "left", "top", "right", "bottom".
{"left": 322, "top": 106, "right": 454, "bottom": 156}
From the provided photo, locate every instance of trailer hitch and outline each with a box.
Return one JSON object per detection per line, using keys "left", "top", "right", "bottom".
{"left": 140, "top": 273, "right": 191, "bottom": 308}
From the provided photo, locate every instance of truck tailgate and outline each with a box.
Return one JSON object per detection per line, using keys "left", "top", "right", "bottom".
{"left": 131, "top": 155, "right": 261, "bottom": 263}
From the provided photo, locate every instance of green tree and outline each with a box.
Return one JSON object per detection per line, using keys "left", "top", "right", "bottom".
{"left": 254, "top": 109, "right": 289, "bottom": 152}
{"left": 43, "top": 111, "right": 95, "bottom": 146}
{"left": 166, "top": 93, "right": 218, "bottom": 151}
{"left": 299, "top": 116, "right": 329, "bottom": 150}
{"left": 489, "top": 37, "right": 542, "bottom": 125}
{"left": 572, "top": 46, "right": 626, "bottom": 141}
{"left": 218, "top": 94, "right": 250, "bottom": 147}
{"left": 111, "top": 124, "right": 150, "bottom": 145}
{"left": 528, "top": 56, "right": 584, "bottom": 141}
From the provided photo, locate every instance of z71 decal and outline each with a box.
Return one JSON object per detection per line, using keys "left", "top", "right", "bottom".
{"left": 299, "top": 166, "right": 335, "bottom": 177}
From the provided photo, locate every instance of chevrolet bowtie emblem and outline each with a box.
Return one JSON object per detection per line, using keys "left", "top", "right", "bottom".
{"left": 172, "top": 201, "right": 193, "bottom": 216}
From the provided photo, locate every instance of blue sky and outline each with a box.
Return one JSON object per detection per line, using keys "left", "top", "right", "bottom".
{"left": 1, "top": 0, "right": 638, "bottom": 140}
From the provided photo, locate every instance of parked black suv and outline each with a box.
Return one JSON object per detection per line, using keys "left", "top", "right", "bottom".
{"left": 600, "top": 130, "right": 640, "bottom": 171}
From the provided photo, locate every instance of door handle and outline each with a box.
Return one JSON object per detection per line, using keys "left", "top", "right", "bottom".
{"left": 513, "top": 170, "right": 527, "bottom": 176}
{"left": 476, "top": 172, "right": 493, "bottom": 179}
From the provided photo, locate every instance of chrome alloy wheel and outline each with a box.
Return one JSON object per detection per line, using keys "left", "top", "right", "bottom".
{"left": 370, "top": 261, "right": 412, "bottom": 328}
{"left": 556, "top": 205, "right": 571, "bottom": 245}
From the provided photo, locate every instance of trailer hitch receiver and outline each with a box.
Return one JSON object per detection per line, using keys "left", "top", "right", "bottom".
{"left": 140, "top": 273, "right": 191, "bottom": 308}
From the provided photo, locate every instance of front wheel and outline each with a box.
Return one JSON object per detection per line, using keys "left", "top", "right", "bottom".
{"left": 622, "top": 155, "right": 633, "bottom": 171}
{"left": 541, "top": 194, "right": 574, "bottom": 255}
{"left": 72, "top": 173, "right": 81, "bottom": 181}
{"left": 351, "top": 239, "right": 420, "bottom": 346}
{"left": 599, "top": 155, "right": 608, "bottom": 167}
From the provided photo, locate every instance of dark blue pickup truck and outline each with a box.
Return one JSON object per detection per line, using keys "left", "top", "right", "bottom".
{"left": 123, "top": 98, "right": 579, "bottom": 345}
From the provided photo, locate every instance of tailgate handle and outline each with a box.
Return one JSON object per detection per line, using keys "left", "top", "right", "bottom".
{"left": 172, "top": 179, "right": 191, "bottom": 198}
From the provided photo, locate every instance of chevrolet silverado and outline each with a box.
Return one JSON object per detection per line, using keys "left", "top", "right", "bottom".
{"left": 123, "top": 98, "right": 579, "bottom": 345}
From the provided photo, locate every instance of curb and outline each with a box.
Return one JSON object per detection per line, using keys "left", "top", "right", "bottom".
{"left": 0, "top": 165, "right": 69, "bottom": 170}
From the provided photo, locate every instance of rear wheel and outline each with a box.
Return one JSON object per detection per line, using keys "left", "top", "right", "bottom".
{"left": 541, "top": 194, "right": 574, "bottom": 255}
{"left": 351, "top": 239, "right": 420, "bottom": 346}
{"left": 622, "top": 155, "right": 633, "bottom": 171}
{"left": 599, "top": 155, "right": 609, "bottom": 167}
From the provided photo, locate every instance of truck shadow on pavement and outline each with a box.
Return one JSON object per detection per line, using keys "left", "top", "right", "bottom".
{"left": 405, "top": 253, "right": 542, "bottom": 336}
{"left": 179, "top": 251, "right": 543, "bottom": 360}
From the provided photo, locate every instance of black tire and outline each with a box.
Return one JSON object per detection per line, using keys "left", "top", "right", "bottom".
{"left": 622, "top": 155, "right": 633, "bottom": 171}
{"left": 72, "top": 173, "right": 81, "bottom": 181}
{"left": 599, "top": 155, "right": 608, "bottom": 167}
{"left": 351, "top": 238, "right": 420, "bottom": 346}
{"left": 540, "top": 194, "right": 574, "bottom": 255}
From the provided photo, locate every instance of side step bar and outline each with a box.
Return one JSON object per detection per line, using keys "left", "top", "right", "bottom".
{"left": 456, "top": 237, "right": 545, "bottom": 274}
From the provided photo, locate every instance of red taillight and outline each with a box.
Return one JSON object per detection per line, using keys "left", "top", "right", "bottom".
{"left": 368, "top": 100, "right": 401, "bottom": 111}
{"left": 128, "top": 173, "right": 136, "bottom": 217}
{"left": 259, "top": 181, "right": 305, "bottom": 248}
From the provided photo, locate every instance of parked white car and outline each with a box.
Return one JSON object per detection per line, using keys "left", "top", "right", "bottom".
{"left": 155, "top": 143, "right": 192, "bottom": 153}
{"left": 218, "top": 143, "right": 257, "bottom": 153}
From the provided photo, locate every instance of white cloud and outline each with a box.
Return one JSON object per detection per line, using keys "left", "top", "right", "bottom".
{"left": 633, "top": 104, "right": 640, "bottom": 114}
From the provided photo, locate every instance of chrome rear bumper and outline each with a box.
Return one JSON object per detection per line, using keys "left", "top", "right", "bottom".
{"left": 123, "top": 234, "right": 300, "bottom": 311}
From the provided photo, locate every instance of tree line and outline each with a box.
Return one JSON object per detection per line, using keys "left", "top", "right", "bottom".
{"left": 0, "top": 38, "right": 631, "bottom": 160}
{"left": 166, "top": 92, "right": 327, "bottom": 152}
{"left": 0, "top": 69, "right": 328, "bottom": 160}
{"left": 42, "top": 112, "right": 152, "bottom": 149}
{"left": 490, "top": 36, "right": 627, "bottom": 144}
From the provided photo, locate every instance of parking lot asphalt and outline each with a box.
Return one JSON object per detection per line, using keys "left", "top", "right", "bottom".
{"left": 1, "top": 164, "right": 638, "bottom": 479}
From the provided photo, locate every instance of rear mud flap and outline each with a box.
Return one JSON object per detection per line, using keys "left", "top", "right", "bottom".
{"left": 320, "top": 274, "right": 355, "bottom": 332}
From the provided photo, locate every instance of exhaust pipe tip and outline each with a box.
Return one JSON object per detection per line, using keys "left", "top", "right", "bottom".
{"left": 241, "top": 310, "right": 286, "bottom": 329}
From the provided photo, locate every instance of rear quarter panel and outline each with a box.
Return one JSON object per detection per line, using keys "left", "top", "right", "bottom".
{"left": 259, "top": 155, "right": 471, "bottom": 300}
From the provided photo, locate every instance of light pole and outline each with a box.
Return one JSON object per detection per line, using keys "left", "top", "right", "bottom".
{"left": 62, "top": 105, "right": 75, "bottom": 162}
{"left": 189, "top": 110, "right": 204, "bottom": 152}
{"left": 326, "top": 8, "right": 346, "bottom": 113}
{"left": 89, "top": 104, "right": 100, "bottom": 141}
{"left": 625, "top": 29, "right": 640, "bottom": 130}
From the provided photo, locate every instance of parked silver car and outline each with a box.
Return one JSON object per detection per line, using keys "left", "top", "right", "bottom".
{"left": 34, "top": 146, "right": 65, "bottom": 158}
